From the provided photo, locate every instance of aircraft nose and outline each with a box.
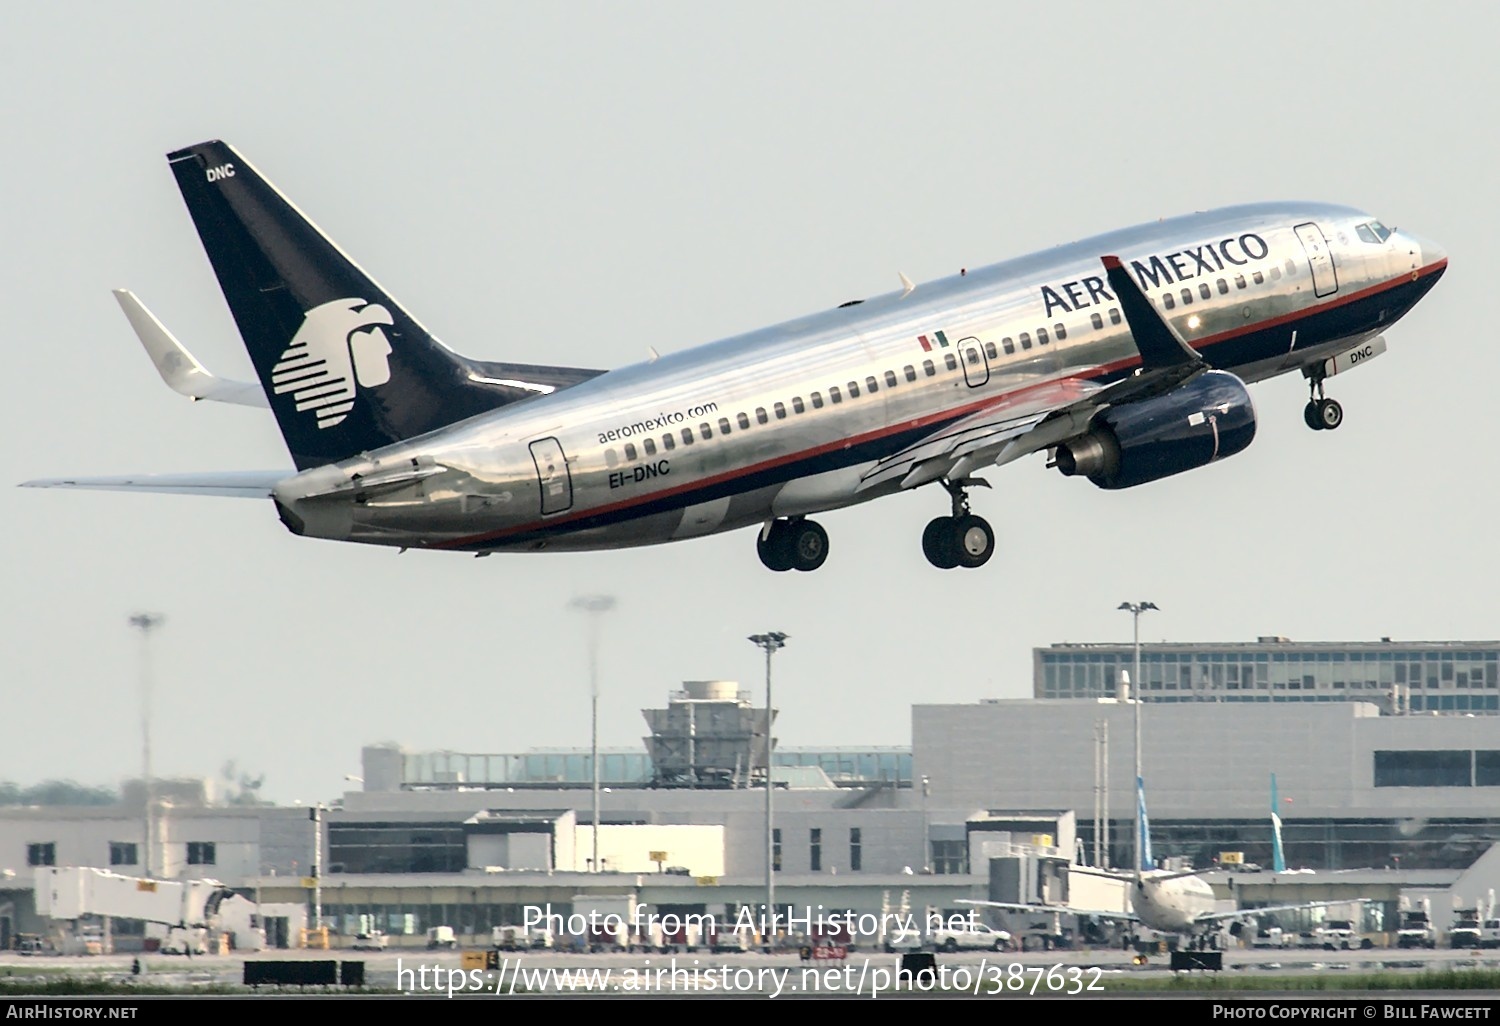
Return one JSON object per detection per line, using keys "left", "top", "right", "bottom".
{"left": 1401, "top": 229, "right": 1447, "bottom": 273}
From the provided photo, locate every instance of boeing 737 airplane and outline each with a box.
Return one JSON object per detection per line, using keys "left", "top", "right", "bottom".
{"left": 962, "top": 777, "right": 1356, "bottom": 950}
{"left": 21, "top": 141, "right": 1448, "bottom": 571}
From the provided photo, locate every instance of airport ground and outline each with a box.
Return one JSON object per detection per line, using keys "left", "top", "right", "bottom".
{"left": 3, "top": 944, "right": 1500, "bottom": 997}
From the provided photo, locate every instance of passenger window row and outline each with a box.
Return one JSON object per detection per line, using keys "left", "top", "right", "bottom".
{"left": 999, "top": 322, "right": 1069, "bottom": 356}
{"left": 1157, "top": 264, "right": 1286, "bottom": 310}
{"left": 610, "top": 348, "right": 975, "bottom": 465}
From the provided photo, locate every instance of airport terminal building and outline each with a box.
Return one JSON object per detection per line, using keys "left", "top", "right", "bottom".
{"left": 4, "top": 643, "right": 1500, "bottom": 950}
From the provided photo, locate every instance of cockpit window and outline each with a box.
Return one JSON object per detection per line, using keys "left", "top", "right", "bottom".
{"left": 1356, "top": 220, "right": 1392, "bottom": 244}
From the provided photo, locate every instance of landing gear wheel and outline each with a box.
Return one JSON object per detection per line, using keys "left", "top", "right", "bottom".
{"left": 1317, "top": 397, "right": 1343, "bottom": 430}
{"left": 787, "top": 519, "right": 828, "bottom": 572}
{"left": 923, "top": 517, "right": 960, "bottom": 569}
{"left": 756, "top": 522, "right": 795, "bottom": 572}
{"left": 1304, "top": 401, "right": 1324, "bottom": 431}
{"left": 953, "top": 514, "right": 995, "bottom": 569}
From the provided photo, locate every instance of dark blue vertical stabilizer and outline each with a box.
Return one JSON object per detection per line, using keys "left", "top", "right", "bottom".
{"left": 166, "top": 141, "right": 597, "bottom": 470}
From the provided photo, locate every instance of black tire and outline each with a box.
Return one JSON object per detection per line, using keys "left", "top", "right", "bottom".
{"left": 942, "top": 938, "right": 958, "bottom": 953}
{"left": 922, "top": 517, "right": 960, "bottom": 569}
{"left": 1304, "top": 401, "right": 1324, "bottom": 430}
{"left": 757, "top": 522, "right": 795, "bottom": 571}
{"left": 788, "top": 519, "right": 828, "bottom": 571}
{"left": 953, "top": 514, "right": 995, "bottom": 569}
{"left": 992, "top": 939, "right": 1005, "bottom": 952}
{"left": 1318, "top": 397, "right": 1343, "bottom": 430}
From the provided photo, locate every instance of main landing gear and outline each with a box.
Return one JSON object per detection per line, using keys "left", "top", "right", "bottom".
{"left": 1303, "top": 370, "right": 1343, "bottom": 431}
{"left": 922, "top": 477, "right": 995, "bottom": 570}
{"left": 756, "top": 516, "right": 829, "bottom": 572}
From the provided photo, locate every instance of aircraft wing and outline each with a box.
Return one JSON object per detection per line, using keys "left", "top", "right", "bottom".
{"left": 114, "top": 290, "right": 270, "bottom": 407}
{"left": 857, "top": 253, "right": 1208, "bottom": 494}
{"left": 1190, "top": 899, "right": 1369, "bottom": 926}
{"left": 18, "top": 470, "right": 288, "bottom": 498}
{"left": 957, "top": 899, "right": 1139, "bottom": 924}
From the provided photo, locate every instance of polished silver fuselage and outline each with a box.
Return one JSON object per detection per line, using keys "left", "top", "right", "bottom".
{"left": 273, "top": 202, "right": 1444, "bottom": 552}
{"left": 1133, "top": 873, "right": 1221, "bottom": 934}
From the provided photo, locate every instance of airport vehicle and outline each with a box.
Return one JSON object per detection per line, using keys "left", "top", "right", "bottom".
{"left": 1480, "top": 918, "right": 1500, "bottom": 949}
{"left": 962, "top": 777, "right": 1358, "bottom": 951}
{"left": 932, "top": 922, "right": 1012, "bottom": 953}
{"left": 492, "top": 924, "right": 553, "bottom": 951}
{"left": 885, "top": 919, "right": 1011, "bottom": 953}
{"left": 1316, "top": 920, "right": 1362, "bottom": 950}
{"left": 572, "top": 894, "right": 637, "bottom": 952}
{"left": 426, "top": 926, "right": 458, "bottom": 950}
{"left": 1449, "top": 912, "right": 1481, "bottom": 950}
{"left": 351, "top": 930, "right": 388, "bottom": 951}
{"left": 1251, "top": 926, "right": 1294, "bottom": 949}
{"left": 1397, "top": 904, "right": 1437, "bottom": 949}
{"left": 21, "top": 141, "right": 1447, "bottom": 572}
{"left": 16, "top": 935, "right": 49, "bottom": 956}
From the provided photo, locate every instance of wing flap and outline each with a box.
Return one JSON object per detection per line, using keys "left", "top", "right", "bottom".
{"left": 19, "top": 470, "right": 288, "bottom": 498}
{"left": 1191, "top": 898, "right": 1368, "bottom": 925}
{"left": 858, "top": 378, "right": 1101, "bottom": 494}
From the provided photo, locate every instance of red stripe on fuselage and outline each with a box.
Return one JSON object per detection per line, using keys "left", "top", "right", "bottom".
{"left": 439, "top": 259, "right": 1446, "bottom": 549}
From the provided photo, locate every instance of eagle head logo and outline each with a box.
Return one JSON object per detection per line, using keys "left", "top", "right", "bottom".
{"left": 270, "top": 298, "right": 395, "bottom": 428}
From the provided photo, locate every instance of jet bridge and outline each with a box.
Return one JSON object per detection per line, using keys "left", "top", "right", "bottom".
{"left": 34, "top": 866, "right": 243, "bottom": 952}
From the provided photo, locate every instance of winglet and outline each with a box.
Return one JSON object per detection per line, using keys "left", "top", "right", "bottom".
{"left": 899, "top": 272, "right": 915, "bottom": 298}
{"left": 1100, "top": 256, "right": 1204, "bottom": 372}
{"left": 112, "top": 289, "right": 269, "bottom": 407}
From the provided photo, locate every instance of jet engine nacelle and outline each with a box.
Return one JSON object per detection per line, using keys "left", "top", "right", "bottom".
{"left": 1054, "top": 370, "right": 1256, "bottom": 490}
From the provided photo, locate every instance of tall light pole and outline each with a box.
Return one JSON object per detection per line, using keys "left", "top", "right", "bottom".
{"left": 1117, "top": 601, "right": 1157, "bottom": 873}
{"left": 748, "top": 631, "right": 787, "bottom": 948}
{"left": 570, "top": 595, "right": 616, "bottom": 873}
{"left": 128, "top": 612, "right": 165, "bottom": 879}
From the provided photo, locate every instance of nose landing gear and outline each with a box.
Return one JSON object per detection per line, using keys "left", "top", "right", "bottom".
{"left": 922, "top": 477, "right": 994, "bottom": 570}
{"left": 1303, "top": 370, "right": 1343, "bottom": 431}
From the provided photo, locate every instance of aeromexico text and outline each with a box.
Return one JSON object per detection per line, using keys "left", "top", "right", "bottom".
{"left": 523, "top": 904, "right": 981, "bottom": 938}
{"left": 1040, "top": 232, "right": 1272, "bottom": 318}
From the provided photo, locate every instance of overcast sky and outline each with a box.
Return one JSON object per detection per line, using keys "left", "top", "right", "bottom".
{"left": 3, "top": 2, "right": 1490, "bottom": 805}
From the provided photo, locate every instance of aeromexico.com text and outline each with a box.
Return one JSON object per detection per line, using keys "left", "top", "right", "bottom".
{"left": 524, "top": 904, "right": 979, "bottom": 938}
{"left": 599, "top": 402, "right": 719, "bottom": 444}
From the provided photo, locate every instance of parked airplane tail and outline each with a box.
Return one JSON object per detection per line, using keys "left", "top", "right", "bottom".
{"left": 1136, "top": 775, "right": 1154, "bottom": 873}
{"left": 1271, "top": 773, "right": 1287, "bottom": 873}
{"left": 166, "top": 140, "right": 601, "bottom": 470}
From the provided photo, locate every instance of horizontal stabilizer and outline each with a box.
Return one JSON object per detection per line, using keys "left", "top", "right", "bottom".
{"left": 113, "top": 290, "right": 269, "bottom": 407}
{"left": 18, "top": 470, "right": 288, "bottom": 498}
{"left": 1101, "top": 255, "right": 1204, "bottom": 372}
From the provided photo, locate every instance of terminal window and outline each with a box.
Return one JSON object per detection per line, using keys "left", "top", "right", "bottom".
{"left": 1476, "top": 751, "right": 1500, "bottom": 786}
{"left": 329, "top": 824, "right": 466, "bottom": 874}
{"left": 26, "top": 842, "right": 55, "bottom": 867}
{"left": 186, "top": 842, "right": 217, "bottom": 865}
{"left": 850, "top": 828, "right": 862, "bottom": 872}
{"left": 810, "top": 828, "right": 822, "bottom": 872}
{"left": 108, "top": 842, "right": 137, "bottom": 867}
{"left": 931, "top": 840, "right": 968, "bottom": 875}
{"left": 1373, "top": 750, "right": 1471, "bottom": 787}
